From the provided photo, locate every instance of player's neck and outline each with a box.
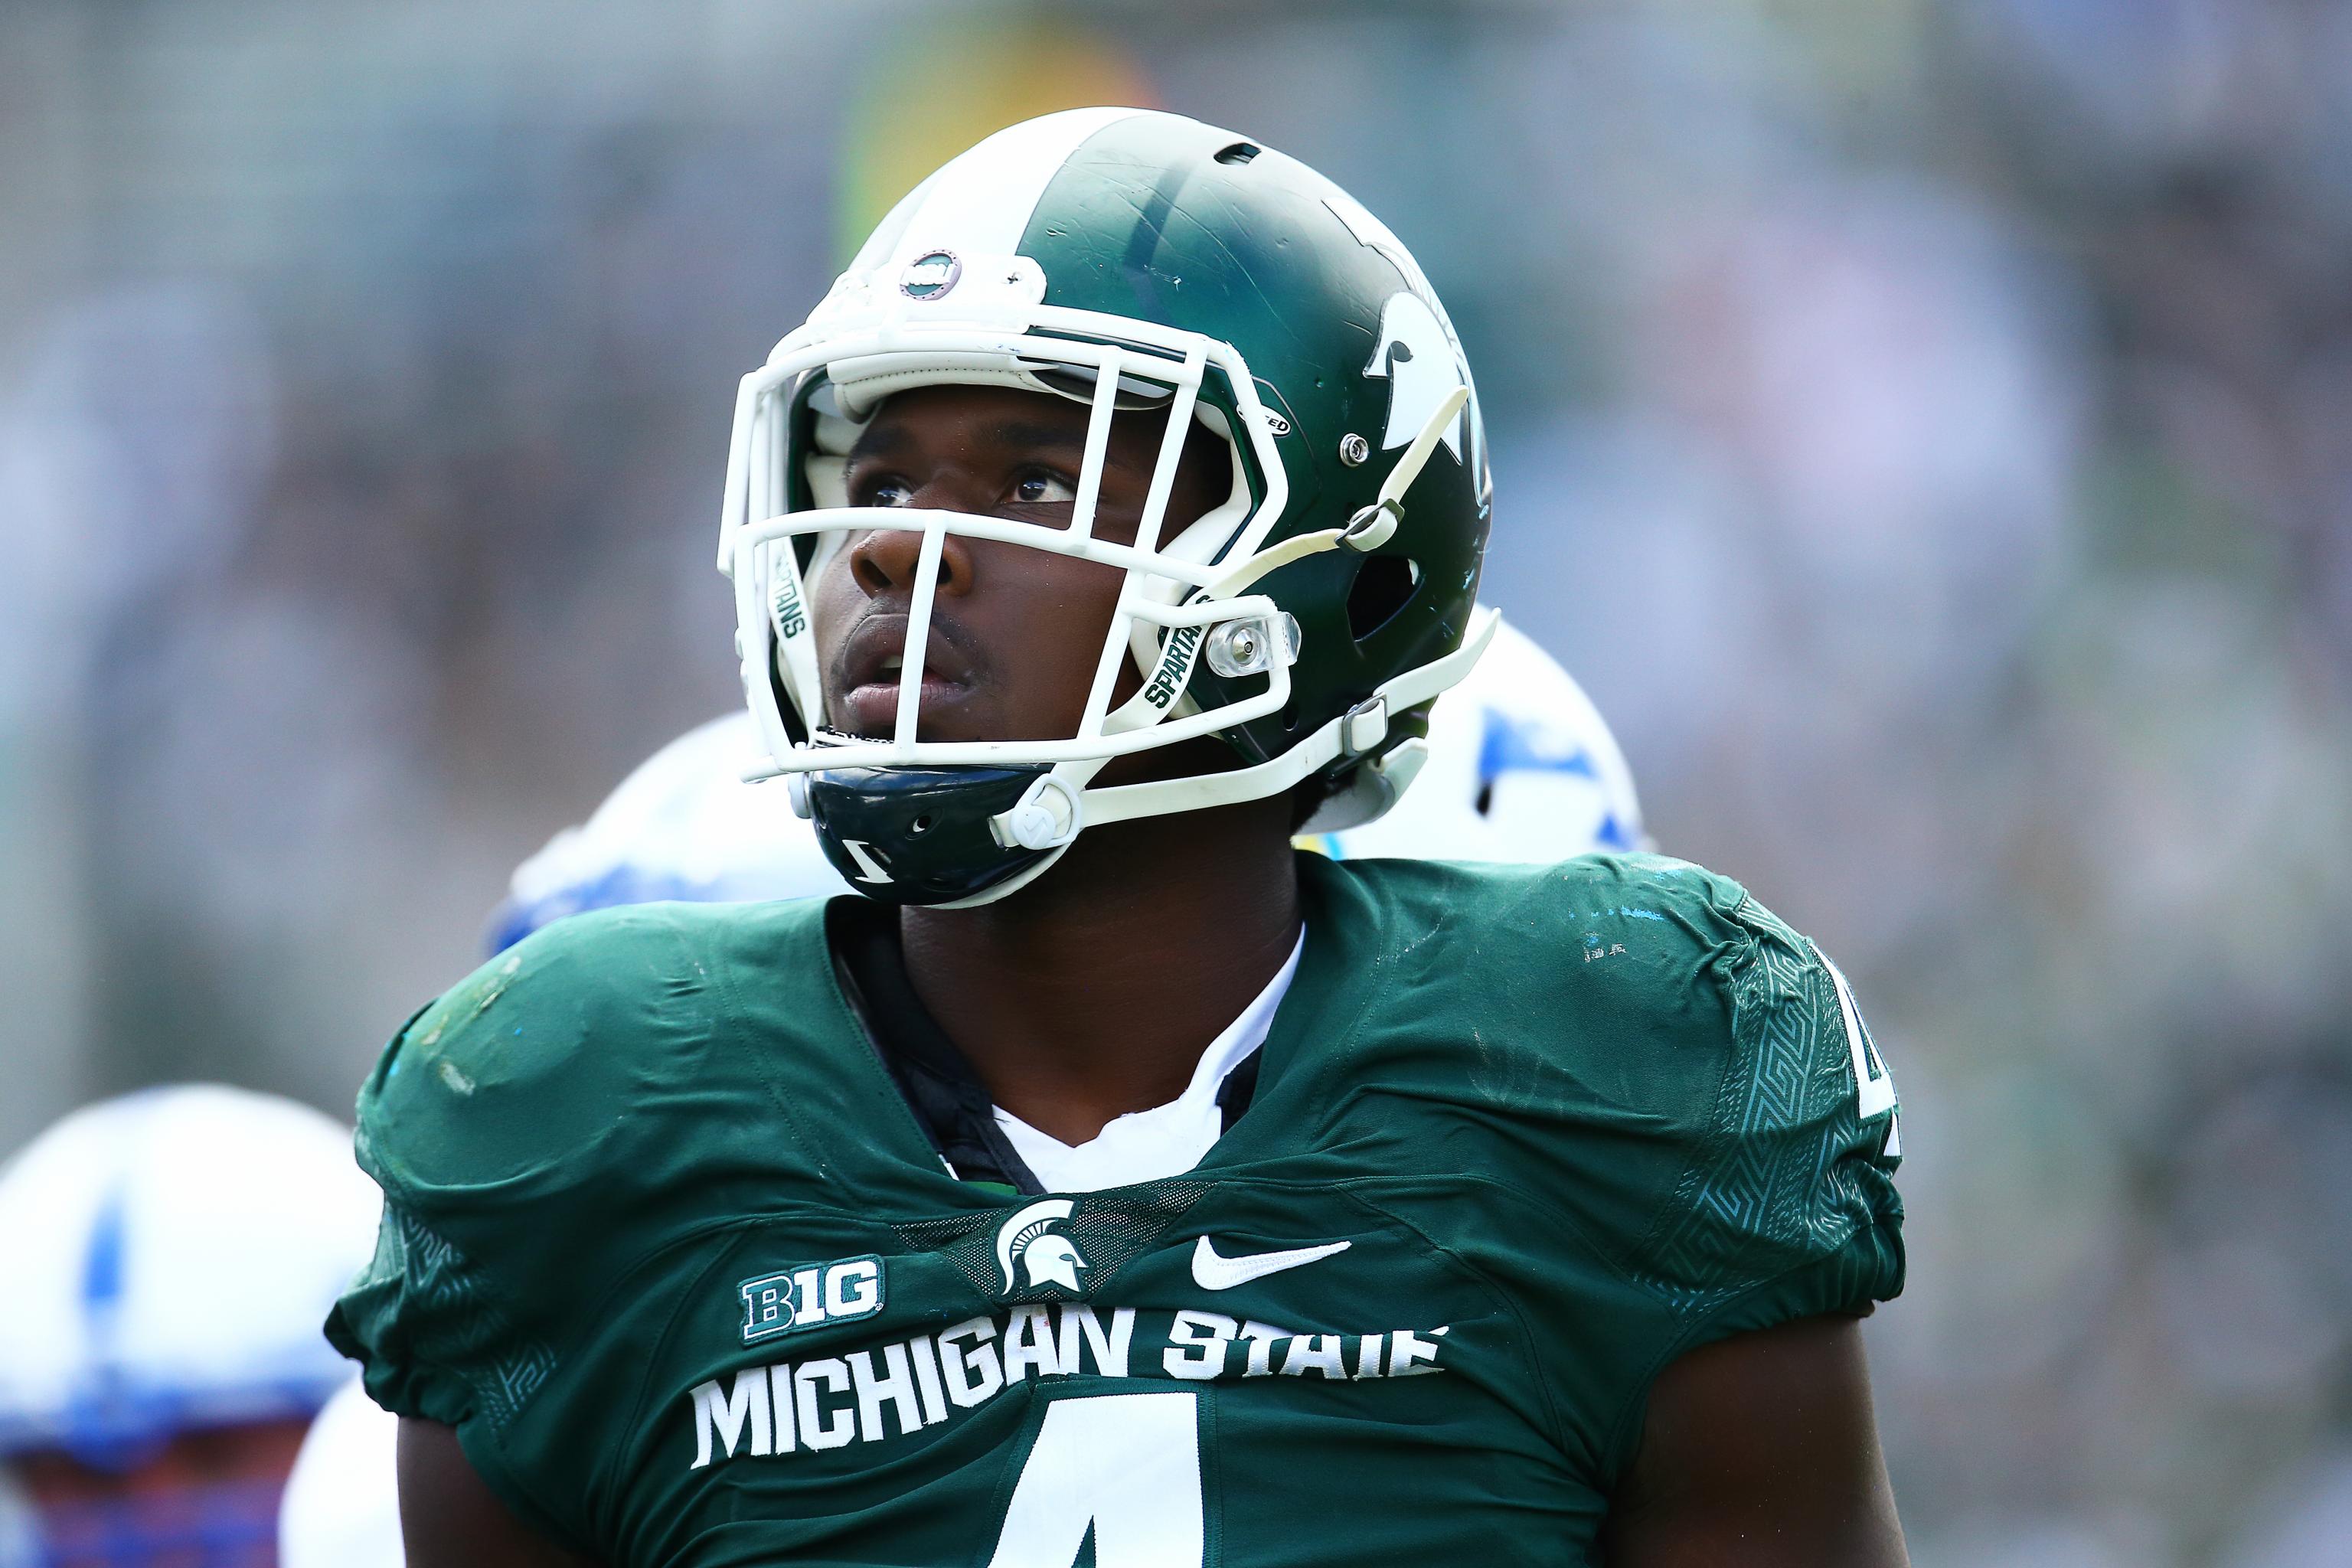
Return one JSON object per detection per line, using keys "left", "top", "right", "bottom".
{"left": 896, "top": 797, "right": 1302, "bottom": 1148}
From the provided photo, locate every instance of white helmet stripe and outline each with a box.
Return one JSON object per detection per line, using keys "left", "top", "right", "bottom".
{"left": 880, "top": 106, "right": 1144, "bottom": 273}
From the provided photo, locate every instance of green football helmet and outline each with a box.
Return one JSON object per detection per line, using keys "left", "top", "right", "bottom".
{"left": 719, "top": 107, "right": 1496, "bottom": 906}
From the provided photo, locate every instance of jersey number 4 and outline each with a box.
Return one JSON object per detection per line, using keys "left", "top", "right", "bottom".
{"left": 988, "top": 1391, "right": 1204, "bottom": 1567}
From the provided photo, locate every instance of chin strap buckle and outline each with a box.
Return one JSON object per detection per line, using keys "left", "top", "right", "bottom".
{"left": 1341, "top": 696, "right": 1390, "bottom": 758}
{"left": 1339, "top": 498, "right": 1402, "bottom": 553}
{"left": 1341, "top": 382, "right": 1471, "bottom": 555}
{"left": 991, "top": 774, "right": 1083, "bottom": 852}
{"left": 1204, "top": 384, "right": 1472, "bottom": 599}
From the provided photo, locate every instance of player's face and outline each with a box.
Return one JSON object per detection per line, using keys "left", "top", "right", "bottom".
{"left": 810, "top": 385, "right": 1227, "bottom": 746}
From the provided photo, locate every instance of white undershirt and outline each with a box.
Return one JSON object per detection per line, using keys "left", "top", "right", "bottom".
{"left": 994, "top": 930, "right": 1304, "bottom": 1194}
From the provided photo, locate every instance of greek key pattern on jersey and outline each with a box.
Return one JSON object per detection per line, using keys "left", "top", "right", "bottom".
{"left": 387, "top": 1203, "right": 560, "bottom": 1429}
{"left": 1634, "top": 900, "right": 1873, "bottom": 1316}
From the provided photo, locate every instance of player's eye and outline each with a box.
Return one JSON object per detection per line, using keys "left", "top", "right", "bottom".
{"left": 1010, "top": 471, "right": 1076, "bottom": 507}
{"left": 849, "top": 469, "right": 916, "bottom": 508}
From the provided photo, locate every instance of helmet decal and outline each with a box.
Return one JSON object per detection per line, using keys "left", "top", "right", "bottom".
{"left": 898, "top": 250, "right": 962, "bottom": 301}
{"left": 1364, "top": 291, "right": 1468, "bottom": 461}
{"left": 1322, "top": 191, "right": 1452, "bottom": 333}
{"left": 1325, "top": 186, "right": 1487, "bottom": 504}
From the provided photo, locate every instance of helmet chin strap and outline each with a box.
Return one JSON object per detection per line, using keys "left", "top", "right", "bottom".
{"left": 1204, "top": 384, "right": 1469, "bottom": 599}
{"left": 1083, "top": 606, "right": 1501, "bottom": 832}
{"left": 992, "top": 765, "right": 1094, "bottom": 852}
{"left": 978, "top": 384, "right": 1478, "bottom": 861}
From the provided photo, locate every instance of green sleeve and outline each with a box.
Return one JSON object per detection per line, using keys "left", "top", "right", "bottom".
{"left": 1309, "top": 854, "right": 1904, "bottom": 1486}
{"left": 1634, "top": 887, "right": 1906, "bottom": 1349}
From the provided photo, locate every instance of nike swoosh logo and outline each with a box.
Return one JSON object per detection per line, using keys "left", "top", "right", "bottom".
{"left": 1191, "top": 1235, "right": 1352, "bottom": 1291}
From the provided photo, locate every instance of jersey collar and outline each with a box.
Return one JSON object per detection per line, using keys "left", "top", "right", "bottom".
{"left": 825, "top": 902, "right": 1295, "bottom": 1195}
{"left": 816, "top": 853, "right": 1377, "bottom": 1196}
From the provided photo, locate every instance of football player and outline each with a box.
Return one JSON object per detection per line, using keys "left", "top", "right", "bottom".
{"left": 331, "top": 109, "right": 1906, "bottom": 1565}
{"left": 279, "top": 619, "right": 1647, "bottom": 1568}
{"left": 0, "top": 1085, "right": 380, "bottom": 1567}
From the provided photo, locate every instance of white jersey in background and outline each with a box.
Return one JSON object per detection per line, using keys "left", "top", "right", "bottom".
{"left": 1305, "top": 616, "right": 1648, "bottom": 863}
{"left": 277, "top": 1375, "right": 403, "bottom": 1568}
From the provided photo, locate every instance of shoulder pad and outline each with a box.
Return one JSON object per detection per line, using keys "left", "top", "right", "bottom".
{"left": 358, "top": 904, "right": 717, "bottom": 1200}
{"left": 1323, "top": 854, "right": 1903, "bottom": 1326}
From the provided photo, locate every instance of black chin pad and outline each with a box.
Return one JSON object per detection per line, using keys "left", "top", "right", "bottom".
{"left": 805, "top": 763, "right": 1057, "bottom": 906}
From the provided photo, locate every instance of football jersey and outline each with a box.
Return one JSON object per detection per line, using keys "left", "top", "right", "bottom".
{"left": 328, "top": 854, "right": 1903, "bottom": 1566}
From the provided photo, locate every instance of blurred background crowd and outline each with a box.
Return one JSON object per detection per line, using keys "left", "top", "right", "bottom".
{"left": 2, "top": 1, "right": 2349, "bottom": 1563}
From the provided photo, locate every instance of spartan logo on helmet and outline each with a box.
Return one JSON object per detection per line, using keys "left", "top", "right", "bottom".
{"left": 1324, "top": 188, "right": 1476, "bottom": 472}
{"left": 995, "top": 1197, "right": 1090, "bottom": 1294}
{"left": 1364, "top": 292, "right": 1468, "bottom": 461}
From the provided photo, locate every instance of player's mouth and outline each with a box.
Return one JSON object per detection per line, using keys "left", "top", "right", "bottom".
{"left": 831, "top": 613, "right": 978, "bottom": 740}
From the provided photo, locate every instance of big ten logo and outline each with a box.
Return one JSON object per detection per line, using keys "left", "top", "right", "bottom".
{"left": 738, "top": 1255, "right": 885, "bottom": 1344}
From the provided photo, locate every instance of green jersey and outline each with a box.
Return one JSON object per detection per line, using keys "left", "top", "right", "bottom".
{"left": 328, "top": 853, "right": 1903, "bottom": 1565}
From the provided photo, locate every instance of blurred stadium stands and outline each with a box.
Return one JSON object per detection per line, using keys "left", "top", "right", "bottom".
{"left": 2, "top": 2, "right": 2349, "bottom": 1562}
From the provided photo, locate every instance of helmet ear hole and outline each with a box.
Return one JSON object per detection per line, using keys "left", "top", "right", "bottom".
{"left": 1346, "top": 554, "right": 1422, "bottom": 642}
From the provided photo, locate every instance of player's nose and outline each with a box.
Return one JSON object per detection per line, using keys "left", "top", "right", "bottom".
{"left": 848, "top": 522, "right": 975, "bottom": 600}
